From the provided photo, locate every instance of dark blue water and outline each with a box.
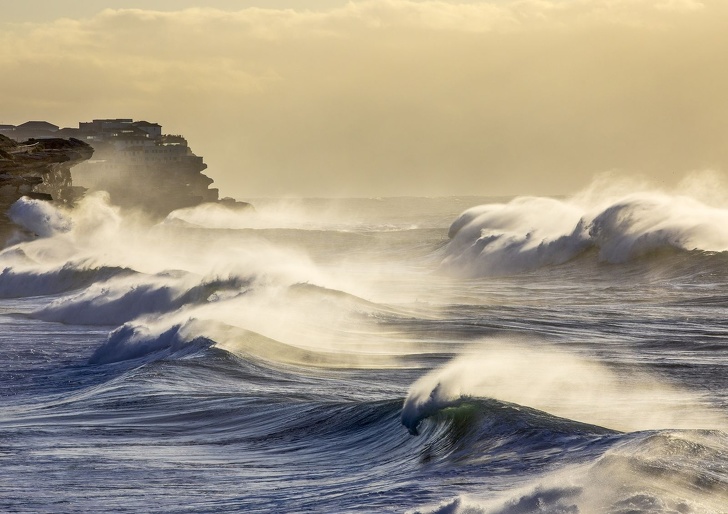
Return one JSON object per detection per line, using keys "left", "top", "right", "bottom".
{"left": 1, "top": 194, "right": 727, "bottom": 513}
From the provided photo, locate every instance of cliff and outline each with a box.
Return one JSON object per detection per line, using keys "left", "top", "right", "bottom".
{"left": 0, "top": 134, "right": 93, "bottom": 241}
{"left": 1, "top": 118, "right": 252, "bottom": 232}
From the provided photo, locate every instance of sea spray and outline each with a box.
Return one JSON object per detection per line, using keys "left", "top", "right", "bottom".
{"left": 2, "top": 186, "right": 728, "bottom": 512}
{"left": 8, "top": 196, "right": 72, "bottom": 237}
{"left": 402, "top": 341, "right": 727, "bottom": 434}
{"left": 442, "top": 186, "right": 728, "bottom": 276}
{"left": 410, "top": 430, "right": 728, "bottom": 514}
{"left": 5, "top": 195, "right": 404, "bottom": 367}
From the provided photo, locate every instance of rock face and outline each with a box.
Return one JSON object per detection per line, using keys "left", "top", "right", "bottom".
{"left": 0, "top": 135, "right": 93, "bottom": 201}
{"left": 3, "top": 119, "right": 225, "bottom": 219}
{"left": 0, "top": 118, "right": 252, "bottom": 241}
{"left": 0, "top": 135, "right": 94, "bottom": 241}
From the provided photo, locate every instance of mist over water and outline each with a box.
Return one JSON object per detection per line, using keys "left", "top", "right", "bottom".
{"left": 1, "top": 178, "right": 727, "bottom": 513}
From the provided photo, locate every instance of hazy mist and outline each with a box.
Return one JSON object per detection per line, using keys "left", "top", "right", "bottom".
{"left": 1, "top": 0, "right": 726, "bottom": 198}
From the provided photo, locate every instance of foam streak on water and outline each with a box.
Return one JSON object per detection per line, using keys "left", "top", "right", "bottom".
{"left": 1, "top": 183, "right": 727, "bottom": 513}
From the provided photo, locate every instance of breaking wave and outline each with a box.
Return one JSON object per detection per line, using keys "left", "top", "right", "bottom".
{"left": 402, "top": 341, "right": 727, "bottom": 434}
{"left": 3, "top": 183, "right": 728, "bottom": 513}
{"left": 33, "top": 273, "right": 250, "bottom": 325}
{"left": 9, "top": 196, "right": 73, "bottom": 237}
{"left": 0, "top": 262, "right": 131, "bottom": 298}
{"left": 404, "top": 342, "right": 728, "bottom": 513}
{"left": 442, "top": 182, "right": 728, "bottom": 276}
{"left": 411, "top": 429, "right": 728, "bottom": 514}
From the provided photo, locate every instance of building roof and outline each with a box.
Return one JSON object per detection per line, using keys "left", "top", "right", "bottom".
{"left": 93, "top": 118, "right": 133, "bottom": 123}
{"left": 133, "top": 121, "right": 161, "bottom": 128}
{"left": 16, "top": 121, "right": 59, "bottom": 131}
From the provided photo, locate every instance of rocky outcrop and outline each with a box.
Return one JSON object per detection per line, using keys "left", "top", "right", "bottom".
{"left": 1, "top": 118, "right": 253, "bottom": 240}
{"left": 5, "top": 118, "right": 247, "bottom": 220}
{"left": 0, "top": 134, "right": 93, "bottom": 241}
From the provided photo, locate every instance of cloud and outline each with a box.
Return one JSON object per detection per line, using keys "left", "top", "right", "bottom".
{"left": 655, "top": 0, "right": 705, "bottom": 12}
{"left": 1, "top": 0, "right": 727, "bottom": 197}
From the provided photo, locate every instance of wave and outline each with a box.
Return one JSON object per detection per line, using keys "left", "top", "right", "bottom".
{"left": 0, "top": 262, "right": 132, "bottom": 298}
{"left": 78, "top": 277, "right": 404, "bottom": 367}
{"left": 2, "top": 198, "right": 408, "bottom": 368}
{"left": 402, "top": 341, "right": 727, "bottom": 434}
{"left": 442, "top": 184, "right": 728, "bottom": 276}
{"left": 412, "top": 429, "right": 728, "bottom": 514}
{"left": 88, "top": 310, "right": 402, "bottom": 370}
{"left": 88, "top": 321, "right": 215, "bottom": 364}
{"left": 8, "top": 196, "right": 73, "bottom": 237}
{"left": 406, "top": 397, "right": 617, "bottom": 472}
{"left": 33, "top": 272, "right": 250, "bottom": 325}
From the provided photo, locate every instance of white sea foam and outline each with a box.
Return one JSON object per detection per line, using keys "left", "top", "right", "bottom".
{"left": 8, "top": 197, "right": 73, "bottom": 237}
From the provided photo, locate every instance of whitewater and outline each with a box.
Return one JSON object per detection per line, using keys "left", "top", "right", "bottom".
{"left": 1, "top": 177, "right": 727, "bottom": 513}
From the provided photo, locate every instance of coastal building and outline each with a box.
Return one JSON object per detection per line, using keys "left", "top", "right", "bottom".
{"left": 78, "top": 118, "right": 134, "bottom": 133}
{"left": 9, "top": 118, "right": 219, "bottom": 216}
{"left": 132, "top": 120, "right": 162, "bottom": 139}
{"left": 74, "top": 118, "right": 218, "bottom": 215}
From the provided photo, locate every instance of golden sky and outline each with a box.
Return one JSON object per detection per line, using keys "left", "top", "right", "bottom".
{"left": 1, "top": 0, "right": 726, "bottom": 197}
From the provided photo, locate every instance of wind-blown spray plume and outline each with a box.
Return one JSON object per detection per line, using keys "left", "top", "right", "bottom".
{"left": 1, "top": 194, "right": 404, "bottom": 367}
{"left": 402, "top": 341, "right": 726, "bottom": 434}
{"left": 443, "top": 181, "right": 728, "bottom": 276}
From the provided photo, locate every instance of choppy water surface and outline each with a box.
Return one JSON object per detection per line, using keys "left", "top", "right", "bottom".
{"left": 1, "top": 190, "right": 727, "bottom": 513}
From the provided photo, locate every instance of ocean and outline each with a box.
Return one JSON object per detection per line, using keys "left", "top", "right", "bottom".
{"left": 0, "top": 188, "right": 726, "bottom": 513}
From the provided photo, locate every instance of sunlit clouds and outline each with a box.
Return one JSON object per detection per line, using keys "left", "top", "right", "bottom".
{"left": 1, "top": 0, "right": 727, "bottom": 197}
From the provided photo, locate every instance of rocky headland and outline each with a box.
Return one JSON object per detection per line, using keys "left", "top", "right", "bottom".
{"left": 0, "top": 119, "right": 252, "bottom": 244}
{"left": 0, "top": 134, "right": 94, "bottom": 241}
{"left": 0, "top": 134, "right": 93, "bottom": 201}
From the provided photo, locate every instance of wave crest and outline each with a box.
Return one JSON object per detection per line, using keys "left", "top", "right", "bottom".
{"left": 9, "top": 197, "right": 73, "bottom": 237}
{"left": 402, "top": 341, "right": 726, "bottom": 434}
{"left": 443, "top": 189, "right": 728, "bottom": 276}
{"left": 88, "top": 320, "right": 214, "bottom": 365}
